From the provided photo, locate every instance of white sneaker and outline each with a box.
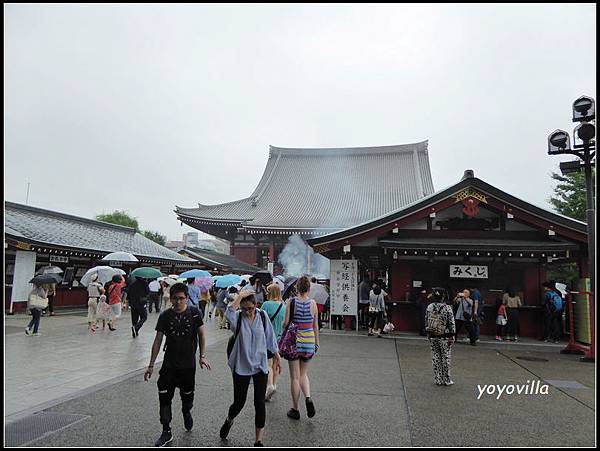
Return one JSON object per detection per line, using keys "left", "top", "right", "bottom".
{"left": 265, "top": 385, "right": 275, "bottom": 402}
{"left": 25, "top": 327, "right": 32, "bottom": 336}
{"left": 33, "top": 332, "right": 41, "bottom": 336}
{"left": 445, "top": 380, "right": 455, "bottom": 386}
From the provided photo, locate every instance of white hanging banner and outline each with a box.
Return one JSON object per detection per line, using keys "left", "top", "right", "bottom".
{"left": 449, "top": 265, "right": 488, "bottom": 279}
{"left": 330, "top": 260, "right": 358, "bottom": 316}
{"left": 10, "top": 250, "right": 37, "bottom": 311}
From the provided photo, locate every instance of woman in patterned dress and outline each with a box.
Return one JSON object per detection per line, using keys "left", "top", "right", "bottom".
{"left": 425, "top": 287, "right": 456, "bottom": 386}
{"left": 282, "top": 275, "right": 319, "bottom": 420}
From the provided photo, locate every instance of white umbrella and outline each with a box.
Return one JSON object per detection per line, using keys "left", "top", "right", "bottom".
{"left": 310, "top": 283, "right": 329, "bottom": 305}
{"left": 101, "top": 252, "right": 139, "bottom": 262}
{"left": 36, "top": 265, "right": 64, "bottom": 275}
{"left": 80, "top": 266, "right": 122, "bottom": 287}
{"left": 271, "top": 278, "right": 285, "bottom": 292}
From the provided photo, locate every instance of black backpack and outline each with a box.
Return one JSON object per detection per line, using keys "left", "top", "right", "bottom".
{"left": 227, "top": 310, "right": 273, "bottom": 359}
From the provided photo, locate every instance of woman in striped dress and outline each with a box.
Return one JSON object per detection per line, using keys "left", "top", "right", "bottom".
{"left": 282, "top": 275, "right": 319, "bottom": 420}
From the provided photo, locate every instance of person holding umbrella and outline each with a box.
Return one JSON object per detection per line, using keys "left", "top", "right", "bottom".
{"left": 106, "top": 274, "right": 126, "bottom": 331}
{"left": 87, "top": 274, "right": 105, "bottom": 333}
{"left": 25, "top": 282, "right": 48, "bottom": 336}
{"left": 128, "top": 276, "right": 150, "bottom": 338}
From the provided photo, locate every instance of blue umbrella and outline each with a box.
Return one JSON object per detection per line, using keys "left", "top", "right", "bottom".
{"left": 215, "top": 274, "right": 242, "bottom": 288}
{"left": 179, "top": 269, "right": 211, "bottom": 279}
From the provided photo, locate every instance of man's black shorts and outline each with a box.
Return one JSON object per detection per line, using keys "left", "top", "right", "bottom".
{"left": 157, "top": 366, "right": 196, "bottom": 392}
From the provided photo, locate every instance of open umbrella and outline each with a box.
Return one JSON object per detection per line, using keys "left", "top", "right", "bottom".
{"left": 215, "top": 274, "right": 242, "bottom": 288}
{"left": 36, "top": 266, "right": 64, "bottom": 275}
{"left": 29, "top": 274, "right": 60, "bottom": 285}
{"left": 131, "top": 267, "right": 163, "bottom": 279}
{"left": 80, "top": 266, "right": 123, "bottom": 287}
{"left": 252, "top": 270, "right": 273, "bottom": 286}
{"left": 310, "top": 282, "right": 329, "bottom": 305}
{"left": 194, "top": 276, "right": 214, "bottom": 292}
{"left": 283, "top": 277, "right": 299, "bottom": 300}
{"left": 101, "top": 252, "right": 139, "bottom": 262}
{"left": 179, "top": 269, "right": 211, "bottom": 279}
{"left": 271, "top": 277, "right": 285, "bottom": 292}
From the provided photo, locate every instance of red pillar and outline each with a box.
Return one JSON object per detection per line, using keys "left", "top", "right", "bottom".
{"left": 269, "top": 239, "right": 275, "bottom": 263}
{"left": 391, "top": 261, "right": 411, "bottom": 301}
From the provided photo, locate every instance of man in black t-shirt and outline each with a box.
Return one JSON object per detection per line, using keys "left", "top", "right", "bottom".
{"left": 144, "top": 283, "right": 212, "bottom": 447}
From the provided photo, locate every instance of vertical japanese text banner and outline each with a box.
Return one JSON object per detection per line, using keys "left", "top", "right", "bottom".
{"left": 330, "top": 260, "right": 357, "bottom": 316}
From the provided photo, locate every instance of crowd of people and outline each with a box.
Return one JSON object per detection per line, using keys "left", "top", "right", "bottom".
{"left": 142, "top": 275, "right": 319, "bottom": 447}
{"left": 22, "top": 269, "right": 569, "bottom": 446}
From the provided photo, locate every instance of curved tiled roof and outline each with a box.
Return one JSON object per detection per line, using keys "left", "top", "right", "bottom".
{"left": 176, "top": 141, "right": 434, "bottom": 230}
{"left": 5, "top": 202, "right": 195, "bottom": 262}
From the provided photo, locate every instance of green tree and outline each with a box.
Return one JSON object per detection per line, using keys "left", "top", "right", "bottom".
{"left": 142, "top": 230, "right": 167, "bottom": 246}
{"left": 95, "top": 210, "right": 139, "bottom": 231}
{"left": 549, "top": 171, "right": 595, "bottom": 222}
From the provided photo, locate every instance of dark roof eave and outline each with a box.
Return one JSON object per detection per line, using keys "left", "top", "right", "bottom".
{"left": 5, "top": 233, "right": 196, "bottom": 264}
{"left": 307, "top": 177, "right": 587, "bottom": 247}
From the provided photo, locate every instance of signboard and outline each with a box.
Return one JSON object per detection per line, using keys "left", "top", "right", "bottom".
{"left": 449, "top": 265, "right": 488, "bottom": 279}
{"left": 574, "top": 278, "right": 592, "bottom": 345}
{"left": 16, "top": 241, "right": 32, "bottom": 251}
{"left": 330, "top": 260, "right": 357, "bottom": 316}
{"left": 49, "top": 255, "right": 69, "bottom": 263}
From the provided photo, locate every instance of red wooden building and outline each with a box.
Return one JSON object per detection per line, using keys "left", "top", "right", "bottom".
{"left": 307, "top": 170, "right": 589, "bottom": 339}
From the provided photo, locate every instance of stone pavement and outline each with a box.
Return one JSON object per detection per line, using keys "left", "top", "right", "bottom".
{"left": 4, "top": 309, "right": 231, "bottom": 421}
{"left": 4, "top": 313, "right": 595, "bottom": 447}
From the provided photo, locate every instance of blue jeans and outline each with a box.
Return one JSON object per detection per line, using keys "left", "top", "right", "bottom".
{"left": 28, "top": 308, "right": 42, "bottom": 333}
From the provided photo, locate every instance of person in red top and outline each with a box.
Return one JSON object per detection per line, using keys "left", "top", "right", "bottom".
{"left": 106, "top": 274, "right": 126, "bottom": 331}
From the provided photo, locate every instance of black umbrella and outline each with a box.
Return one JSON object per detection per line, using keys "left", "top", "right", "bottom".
{"left": 252, "top": 270, "right": 273, "bottom": 286}
{"left": 29, "top": 274, "right": 60, "bottom": 285}
{"left": 282, "top": 277, "right": 298, "bottom": 300}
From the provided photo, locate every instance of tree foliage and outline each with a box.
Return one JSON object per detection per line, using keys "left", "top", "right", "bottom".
{"left": 548, "top": 170, "right": 595, "bottom": 222}
{"left": 142, "top": 230, "right": 167, "bottom": 246}
{"left": 95, "top": 210, "right": 139, "bottom": 230}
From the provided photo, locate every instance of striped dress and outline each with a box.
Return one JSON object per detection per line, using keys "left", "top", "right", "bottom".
{"left": 292, "top": 298, "right": 316, "bottom": 359}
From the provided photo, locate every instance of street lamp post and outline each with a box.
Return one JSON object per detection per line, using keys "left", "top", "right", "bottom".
{"left": 547, "top": 95, "right": 596, "bottom": 362}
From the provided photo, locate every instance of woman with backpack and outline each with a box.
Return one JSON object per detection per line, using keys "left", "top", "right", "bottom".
{"left": 425, "top": 287, "right": 456, "bottom": 385}
{"left": 220, "top": 290, "right": 281, "bottom": 447}
{"left": 261, "top": 283, "right": 287, "bottom": 402}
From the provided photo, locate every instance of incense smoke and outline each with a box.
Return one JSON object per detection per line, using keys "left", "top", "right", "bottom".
{"left": 278, "top": 234, "right": 330, "bottom": 279}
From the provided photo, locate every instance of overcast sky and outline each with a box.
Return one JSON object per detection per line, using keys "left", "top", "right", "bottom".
{"left": 5, "top": 4, "right": 596, "bottom": 241}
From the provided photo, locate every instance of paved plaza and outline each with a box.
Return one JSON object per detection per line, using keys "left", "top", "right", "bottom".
{"left": 4, "top": 310, "right": 596, "bottom": 447}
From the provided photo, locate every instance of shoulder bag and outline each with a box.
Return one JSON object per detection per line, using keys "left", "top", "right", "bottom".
{"left": 277, "top": 298, "right": 298, "bottom": 361}
{"left": 29, "top": 293, "right": 48, "bottom": 310}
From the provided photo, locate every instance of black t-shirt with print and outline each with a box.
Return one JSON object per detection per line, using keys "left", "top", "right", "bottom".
{"left": 156, "top": 306, "right": 204, "bottom": 369}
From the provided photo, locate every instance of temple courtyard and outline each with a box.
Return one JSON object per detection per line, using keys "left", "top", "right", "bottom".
{"left": 4, "top": 310, "right": 595, "bottom": 447}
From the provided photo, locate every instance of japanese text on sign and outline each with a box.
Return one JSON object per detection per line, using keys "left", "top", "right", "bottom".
{"left": 449, "top": 265, "right": 488, "bottom": 279}
{"left": 330, "top": 260, "right": 358, "bottom": 316}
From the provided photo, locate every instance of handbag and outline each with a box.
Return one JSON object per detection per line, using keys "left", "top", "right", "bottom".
{"left": 461, "top": 299, "right": 472, "bottom": 321}
{"left": 29, "top": 294, "right": 48, "bottom": 310}
{"left": 277, "top": 299, "right": 299, "bottom": 360}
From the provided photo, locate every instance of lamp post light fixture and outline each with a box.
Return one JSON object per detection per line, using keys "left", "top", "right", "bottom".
{"left": 547, "top": 95, "right": 596, "bottom": 362}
